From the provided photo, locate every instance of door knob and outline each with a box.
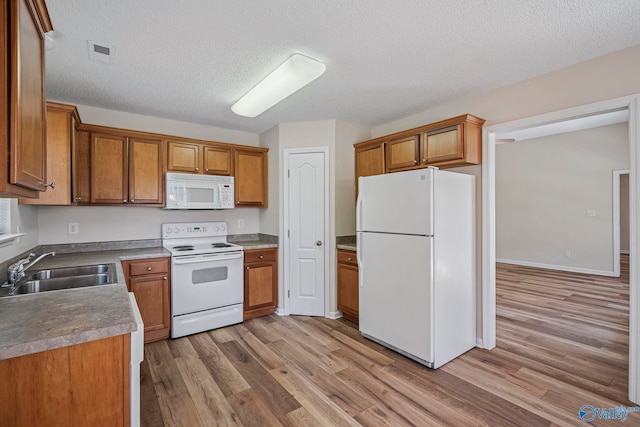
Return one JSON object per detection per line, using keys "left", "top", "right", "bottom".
{"left": 316, "top": 240, "right": 323, "bottom": 246}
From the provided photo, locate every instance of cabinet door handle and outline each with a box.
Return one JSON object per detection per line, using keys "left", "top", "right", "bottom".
{"left": 347, "top": 257, "right": 352, "bottom": 261}
{"left": 422, "top": 158, "right": 426, "bottom": 162}
{"left": 130, "top": 199, "right": 135, "bottom": 202}
{"left": 195, "top": 167, "right": 199, "bottom": 171}
{"left": 259, "top": 255, "right": 264, "bottom": 259}
{"left": 246, "top": 266, "right": 250, "bottom": 270}
{"left": 163, "top": 276, "right": 167, "bottom": 280}
{"left": 413, "top": 160, "right": 418, "bottom": 164}
{"left": 76, "top": 196, "right": 82, "bottom": 201}
{"left": 205, "top": 168, "right": 209, "bottom": 172}
{"left": 46, "top": 181, "right": 55, "bottom": 189}
{"left": 147, "top": 267, "right": 152, "bottom": 271}
{"left": 123, "top": 199, "right": 127, "bottom": 203}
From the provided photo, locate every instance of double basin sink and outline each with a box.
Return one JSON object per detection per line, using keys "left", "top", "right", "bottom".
{"left": 7, "top": 263, "right": 117, "bottom": 296}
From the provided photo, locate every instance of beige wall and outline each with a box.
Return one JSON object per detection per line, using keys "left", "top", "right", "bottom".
{"left": 74, "top": 104, "right": 259, "bottom": 146}
{"left": 372, "top": 44, "right": 640, "bottom": 137}
{"left": 259, "top": 120, "right": 370, "bottom": 315}
{"left": 496, "top": 123, "right": 629, "bottom": 274}
{"left": 259, "top": 125, "right": 280, "bottom": 236}
{"left": 621, "top": 173, "right": 630, "bottom": 252}
{"left": 37, "top": 205, "right": 259, "bottom": 244}
{"left": 335, "top": 120, "right": 370, "bottom": 236}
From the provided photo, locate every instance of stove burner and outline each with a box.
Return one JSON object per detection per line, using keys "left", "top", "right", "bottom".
{"left": 173, "top": 245, "right": 195, "bottom": 251}
{"left": 212, "top": 243, "right": 232, "bottom": 248}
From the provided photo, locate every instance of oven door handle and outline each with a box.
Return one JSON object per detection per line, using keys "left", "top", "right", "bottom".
{"left": 173, "top": 252, "right": 243, "bottom": 264}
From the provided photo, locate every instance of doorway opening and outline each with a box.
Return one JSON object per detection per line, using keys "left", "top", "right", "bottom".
{"left": 482, "top": 94, "right": 640, "bottom": 403}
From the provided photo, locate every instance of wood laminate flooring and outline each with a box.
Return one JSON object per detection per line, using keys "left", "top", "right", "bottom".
{"left": 141, "top": 256, "right": 636, "bottom": 426}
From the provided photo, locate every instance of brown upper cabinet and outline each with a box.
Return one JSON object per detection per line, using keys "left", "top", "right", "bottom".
{"left": 20, "top": 102, "right": 79, "bottom": 205}
{"left": 90, "top": 132, "right": 164, "bottom": 205}
{"left": 0, "top": 0, "right": 52, "bottom": 198}
{"left": 385, "top": 134, "right": 421, "bottom": 172}
{"left": 167, "top": 140, "right": 233, "bottom": 175}
{"left": 354, "top": 114, "right": 485, "bottom": 191}
{"left": 354, "top": 140, "right": 385, "bottom": 197}
{"left": 234, "top": 147, "right": 268, "bottom": 207}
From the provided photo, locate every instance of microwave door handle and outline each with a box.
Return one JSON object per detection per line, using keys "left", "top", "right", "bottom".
{"left": 173, "top": 253, "right": 243, "bottom": 265}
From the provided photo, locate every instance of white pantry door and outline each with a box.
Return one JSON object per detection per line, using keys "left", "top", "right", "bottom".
{"left": 286, "top": 149, "right": 327, "bottom": 316}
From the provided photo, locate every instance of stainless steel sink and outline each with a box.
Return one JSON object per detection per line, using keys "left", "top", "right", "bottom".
{"left": 26, "top": 264, "right": 113, "bottom": 280}
{"left": 4, "top": 263, "right": 118, "bottom": 296}
{"left": 12, "top": 273, "right": 114, "bottom": 295}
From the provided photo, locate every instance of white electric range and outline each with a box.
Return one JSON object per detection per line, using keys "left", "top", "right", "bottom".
{"left": 162, "top": 222, "right": 244, "bottom": 338}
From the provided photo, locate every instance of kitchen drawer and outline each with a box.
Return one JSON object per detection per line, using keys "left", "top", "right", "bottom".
{"left": 128, "top": 258, "right": 169, "bottom": 276}
{"left": 244, "top": 248, "right": 277, "bottom": 264}
{"left": 337, "top": 249, "right": 357, "bottom": 266}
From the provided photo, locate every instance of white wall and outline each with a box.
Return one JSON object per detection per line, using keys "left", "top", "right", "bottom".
{"left": 496, "top": 123, "right": 629, "bottom": 274}
{"left": 0, "top": 202, "right": 39, "bottom": 262}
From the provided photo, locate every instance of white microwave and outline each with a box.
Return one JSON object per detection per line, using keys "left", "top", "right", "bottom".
{"left": 165, "top": 172, "right": 234, "bottom": 209}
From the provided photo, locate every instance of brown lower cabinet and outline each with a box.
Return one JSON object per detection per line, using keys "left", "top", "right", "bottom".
{"left": 337, "top": 249, "right": 359, "bottom": 323}
{"left": 244, "top": 248, "right": 278, "bottom": 320}
{"left": 122, "top": 257, "right": 171, "bottom": 343}
{"left": 0, "top": 334, "right": 130, "bottom": 426}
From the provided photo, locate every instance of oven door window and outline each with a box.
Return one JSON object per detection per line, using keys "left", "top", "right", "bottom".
{"left": 193, "top": 266, "right": 228, "bottom": 284}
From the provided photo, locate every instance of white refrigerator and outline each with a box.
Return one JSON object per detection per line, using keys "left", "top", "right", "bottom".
{"left": 356, "top": 167, "right": 475, "bottom": 369}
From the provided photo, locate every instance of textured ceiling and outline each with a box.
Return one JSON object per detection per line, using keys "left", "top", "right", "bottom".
{"left": 44, "top": 0, "right": 640, "bottom": 134}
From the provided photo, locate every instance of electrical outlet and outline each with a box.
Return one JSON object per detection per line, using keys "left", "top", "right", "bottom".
{"left": 68, "top": 222, "right": 79, "bottom": 235}
{"left": 238, "top": 219, "right": 244, "bottom": 229}
{"left": 565, "top": 250, "right": 571, "bottom": 258}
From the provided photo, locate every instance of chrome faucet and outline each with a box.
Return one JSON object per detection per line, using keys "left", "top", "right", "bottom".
{"left": 6, "top": 251, "right": 56, "bottom": 285}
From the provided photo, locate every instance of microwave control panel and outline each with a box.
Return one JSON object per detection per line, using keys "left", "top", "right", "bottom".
{"left": 219, "top": 184, "right": 234, "bottom": 208}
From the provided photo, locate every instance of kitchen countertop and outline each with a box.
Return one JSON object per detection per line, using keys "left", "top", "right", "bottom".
{"left": 229, "top": 233, "right": 278, "bottom": 250}
{"left": 337, "top": 235, "right": 356, "bottom": 252}
{"left": 0, "top": 247, "right": 170, "bottom": 361}
{"left": 337, "top": 243, "right": 356, "bottom": 251}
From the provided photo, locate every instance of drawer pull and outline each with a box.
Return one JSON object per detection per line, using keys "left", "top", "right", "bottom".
{"left": 259, "top": 255, "right": 264, "bottom": 259}
{"left": 147, "top": 267, "right": 152, "bottom": 271}
{"left": 347, "top": 257, "right": 352, "bottom": 261}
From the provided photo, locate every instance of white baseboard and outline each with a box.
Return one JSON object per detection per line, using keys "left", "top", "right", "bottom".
{"left": 476, "top": 337, "right": 484, "bottom": 348}
{"left": 496, "top": 258, "right": 617, "bottom": 277}
{"left": 275, "top": 308, "right": 288, "bottom": 316}
{"left": 327, "top": 311, "right": 342, "bottom": 320}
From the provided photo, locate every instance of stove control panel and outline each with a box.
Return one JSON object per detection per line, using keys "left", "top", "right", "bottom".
{"left": 162, "top": 222, "right": 227, "bottom": 239}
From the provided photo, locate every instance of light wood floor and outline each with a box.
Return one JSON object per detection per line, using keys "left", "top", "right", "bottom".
{"left": 141, "top": 257, "right": 636, "bottom": 426}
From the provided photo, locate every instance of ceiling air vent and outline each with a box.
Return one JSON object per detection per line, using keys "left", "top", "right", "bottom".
{"left": 88, "top": 40, "right": 116, "bottom": 64}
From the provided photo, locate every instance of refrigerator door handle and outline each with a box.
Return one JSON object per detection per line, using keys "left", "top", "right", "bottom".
{"left": 357, "top": 234, "right": 363, "bottom": 284}
{"left": 356, "top": 188, "right": 363, "bottom": 231}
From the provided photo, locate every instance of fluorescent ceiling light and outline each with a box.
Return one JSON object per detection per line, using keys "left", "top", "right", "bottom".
{"left": 231, "top": 53, "right": 326, "bottom": 118}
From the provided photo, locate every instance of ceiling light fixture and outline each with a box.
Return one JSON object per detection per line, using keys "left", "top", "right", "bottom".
{"left": 231, "top": 53, "right": 326, "bottom": 118}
